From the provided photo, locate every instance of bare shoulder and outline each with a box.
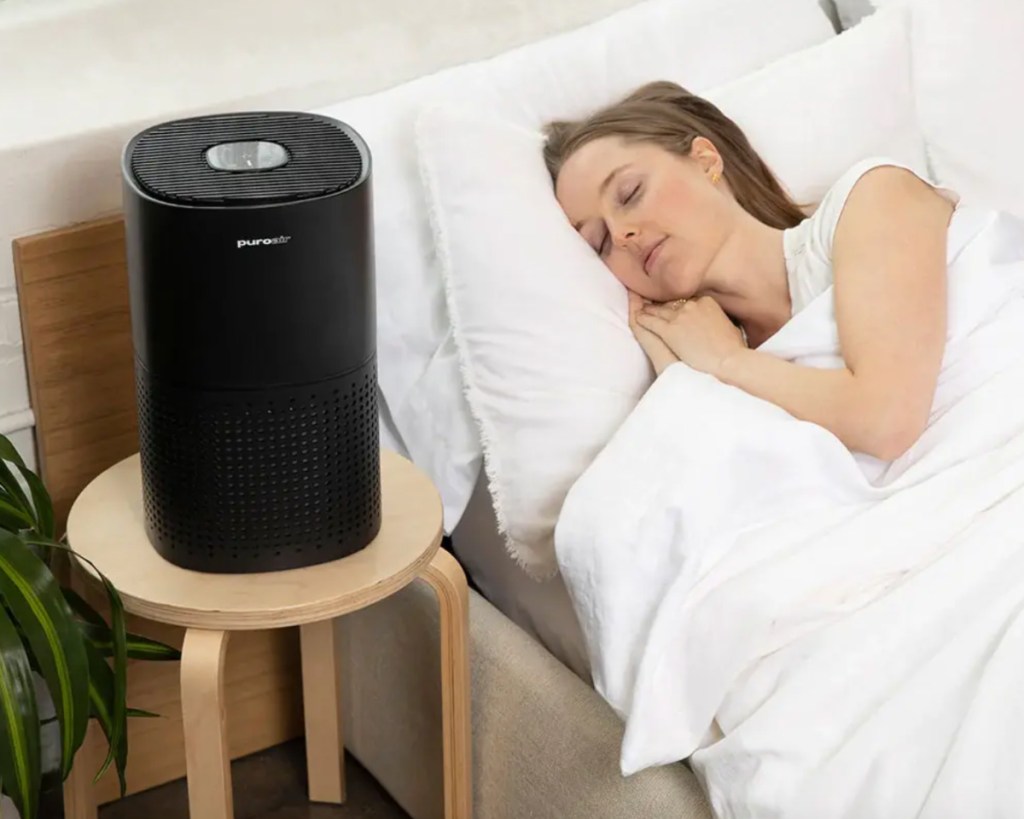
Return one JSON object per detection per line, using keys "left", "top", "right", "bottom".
{"left": 836, "top": 165, "right": 955, "bottom": 250}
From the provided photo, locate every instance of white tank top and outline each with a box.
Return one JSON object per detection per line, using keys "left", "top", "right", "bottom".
{"left": 782, "top": 156, "right": 961, "bottom": 316}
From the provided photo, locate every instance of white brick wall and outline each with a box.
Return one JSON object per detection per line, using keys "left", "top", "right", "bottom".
{"left": 0, "top": 287, "right": 35, "bottom": 467}
{"left": 0, "top": 287, "right": 33, "bottom": 462}
{"left": 5, "top": 426, "right": 37, "bottom": 472}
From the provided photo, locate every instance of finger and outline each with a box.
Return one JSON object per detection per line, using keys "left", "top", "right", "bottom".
{"left": 627, "top": 293, "right": 645, "bottom": 329}
{"left": 641, "top": 339, "right": 679, "bottom": 376}
{"left": 635, "top": 311, "right": 669, "bottom": 332}
{"left": 633, "top": 325, "right": 678, "bottom": 373}
{"left": 641, "top": 303, "right": 680, "bottom": 321}
{"left": 632, "top": 319, "right": 665, "bottom": 342}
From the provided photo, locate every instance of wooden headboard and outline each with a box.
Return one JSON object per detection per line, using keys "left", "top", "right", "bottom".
{"left": 13, "top": 216, "right": 138, "bottom": 532}
{"left": 12, "top": 216, "right": 302, "bottom": 804}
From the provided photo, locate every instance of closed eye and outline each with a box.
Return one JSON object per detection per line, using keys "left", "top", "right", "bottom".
{"left": 585, "top": 224, "right": 611, "bottom": 257}
{"left": 621, "top": 182, "right": 642, "bottom": 207}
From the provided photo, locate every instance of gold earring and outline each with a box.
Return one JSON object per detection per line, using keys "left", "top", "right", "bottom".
{"left": 712, "top": 171, "right": 721, "bottom": 184}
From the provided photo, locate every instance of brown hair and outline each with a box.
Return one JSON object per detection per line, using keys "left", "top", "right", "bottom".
{"left": 543, "top": 81, "right": 805, "bottom": 230}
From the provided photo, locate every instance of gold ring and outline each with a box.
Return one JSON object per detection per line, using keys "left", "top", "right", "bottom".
{"left": 668, "top": 298, "right": 688, "bottom": 309}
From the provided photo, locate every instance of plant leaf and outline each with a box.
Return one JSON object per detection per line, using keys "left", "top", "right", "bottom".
{"left": 0, "top": 458, "right": 32, "bottom": 523}
{"left": 124, "top": 633, "right": 181, "bottom": 661}
{"left": 0, "top": 532, "right": 89, "bottom": 779}
{"left": 0, "top": 603, "right": 41, "bottom": 819}
{"left": 66, "top": 588, "right": 179, "bottom": 660}
{"left": 0, "top": 497, "right": 34, "bottom": 534}
{"left": 83, "top": 646, "right": 161, "bottom": 791}
{"left": 79, "top": 621, "right": 181, "bottom": 661}
{"left": 61, "top": 588, "right": 107, "bottom": 626}
{"left": 27, "top": 539, "right": 176, "bottom": 797}
{"left": 0, "top": 435, "right": 28, "bottom": 470}
{"left": 63, "top": 561, "right": 128, "bottom": 794}
{"left": 99, "top": 573, "right": 128, "bottom": 796}
{"left": 0, "top": 437, "right": 53, "bottom": 539}
{"left": 19, "top": 469, "right": 54, "bottom": 541}
{"left": 82, "top": 639, "right": 125, "bottom": 787}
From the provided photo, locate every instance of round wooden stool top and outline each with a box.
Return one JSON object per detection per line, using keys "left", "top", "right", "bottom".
{"left": 66, "top": 449, "right": 443, "bottom": 630}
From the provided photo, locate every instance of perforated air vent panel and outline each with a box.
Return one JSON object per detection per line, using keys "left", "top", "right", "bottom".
{"left": 129, "top": 112, "right": 365, "bottom": 206}
{"left": 136, "top": 359, "right": 382, "bottom": 573}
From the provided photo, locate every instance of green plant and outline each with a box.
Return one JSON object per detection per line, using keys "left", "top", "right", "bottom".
{"left": 0, "top": 433, "right": 180, "bottom": 819}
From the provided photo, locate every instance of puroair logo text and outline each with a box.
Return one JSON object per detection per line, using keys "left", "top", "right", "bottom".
{"left": 236, "top": 235, "right": 291, "bottom": 249}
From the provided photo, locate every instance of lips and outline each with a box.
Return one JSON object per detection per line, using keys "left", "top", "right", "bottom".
{"left": 643, "top": 238, "right": 666, "bottom": 276}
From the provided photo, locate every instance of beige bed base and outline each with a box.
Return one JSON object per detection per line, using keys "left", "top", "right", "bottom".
{"left": 12, "top": 216, "right": 710, "bottom": 818}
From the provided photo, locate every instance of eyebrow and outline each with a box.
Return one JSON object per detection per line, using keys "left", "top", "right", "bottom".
{"left": 600, "top": 163, "right": 630, "bottom": 197}
{"left": 571, "top": 164, "right": 630, "bottom": 231}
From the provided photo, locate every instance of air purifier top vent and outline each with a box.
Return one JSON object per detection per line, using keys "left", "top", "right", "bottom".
{"left": 128, "top": 112, "right": 366, "bottom": 207}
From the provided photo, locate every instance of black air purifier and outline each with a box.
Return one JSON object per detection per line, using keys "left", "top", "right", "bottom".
{"left": 122, "top": 111, "right": 381, "bottom": 573}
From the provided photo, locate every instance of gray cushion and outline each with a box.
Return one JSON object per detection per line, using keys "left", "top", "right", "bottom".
{"left": 339, "top": 580, "right": 711, "bottom": 819}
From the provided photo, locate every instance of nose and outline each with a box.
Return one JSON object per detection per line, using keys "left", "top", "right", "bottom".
{"left": 612, "top": 222, "right": 641, "bottom": 252}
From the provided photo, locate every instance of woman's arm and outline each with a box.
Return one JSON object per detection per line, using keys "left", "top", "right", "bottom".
{"left": 718, "top": 166, "right": 954, "bottom": 460}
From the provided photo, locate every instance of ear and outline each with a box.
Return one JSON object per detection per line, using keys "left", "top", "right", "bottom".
{"left": 689, "top": 136, "right": 723, "bottom": 179}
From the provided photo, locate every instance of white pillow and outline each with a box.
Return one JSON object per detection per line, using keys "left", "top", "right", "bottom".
{"left": 313, "top": 0, "right": 836, "bottom": 535}
{"left": 417, "top": 4, "right": 923, "bottom": 579}
{"left": 909, "top": 0, "right": 1024, "bottom": 218}
{"left": 711, "top": 5, "right": 926, "bottom": 206}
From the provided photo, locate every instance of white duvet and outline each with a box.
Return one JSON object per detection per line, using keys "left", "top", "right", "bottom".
{"left": 554, "top": 203, "right": 1024, "bottom": 819}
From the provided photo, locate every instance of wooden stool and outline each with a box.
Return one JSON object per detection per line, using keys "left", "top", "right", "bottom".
{"left": 62, "top": 449, "right": 471, "bottom": 819}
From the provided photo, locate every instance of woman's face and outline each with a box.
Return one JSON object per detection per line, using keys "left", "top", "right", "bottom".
{"left": 554, "top": 135, "right": 732, "bottom": 302}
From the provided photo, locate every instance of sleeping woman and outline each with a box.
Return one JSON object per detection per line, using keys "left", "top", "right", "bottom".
{"left": 543, "top": 80, "right": 958, "bottom": 462}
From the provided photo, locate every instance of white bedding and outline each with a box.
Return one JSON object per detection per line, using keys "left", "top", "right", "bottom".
{"left": 554, "top": 202, "right": 1024, "bottom": 817}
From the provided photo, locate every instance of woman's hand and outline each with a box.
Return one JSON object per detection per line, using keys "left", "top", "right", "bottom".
{"left": 635, "top": 296, "right": 747, "bottom": 378}
{"left": 627, "top": 291, "right": 679, "bottom": 376}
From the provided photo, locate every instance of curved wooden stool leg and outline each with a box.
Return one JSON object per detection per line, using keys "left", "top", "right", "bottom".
{"left": 180, "top": 628, "right": 233, "bottom": 819}
{"left": 62, "top": 721, "right": 100, "bottom": 819}
{"left": 300, "top": 618, "right": 346, "bottom": 803}
{"left": 421, "top": 549, "right": 472, "bottom": 819}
